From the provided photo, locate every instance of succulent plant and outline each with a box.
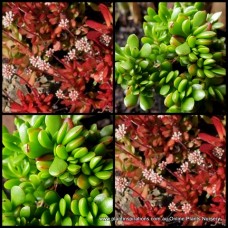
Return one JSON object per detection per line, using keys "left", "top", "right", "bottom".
{"left": 115, "top": 2, "right": 226, "bottom": 112}
{"left": 2, "top": 115, "right": 113, "bottom": 226}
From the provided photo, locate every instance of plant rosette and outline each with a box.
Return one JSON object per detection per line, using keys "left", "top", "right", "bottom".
{"left": 115, "top": 2, "right": 226, "bottom": 112}
{"left": 2, "top": 115, "right": 113, "bottom": 226}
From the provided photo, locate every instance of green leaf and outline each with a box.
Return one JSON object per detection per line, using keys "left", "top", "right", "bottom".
{"left": 124, "top": 94, "right": 138, "bottom": 107}
{"left": 96, "top": 214, "right": 111, "bottom": 226}
{"left": 45, "top": 115, "right": 62, "bottom": 136}
{"left": 99, "top": 197, "right": 113, "bottom": 215}
{"left": 100, "top": 125, "right": 113, "bottom": 137}
{"left": 20, "top": 206, "right": 31, "bottom": 218}
{"left": 44, "top": 190, "right": 60, "bottom": 205}
{"left": 181, "top": 97, "right": 195, "bottom": 111}
{"left": 192, "top": 11, "right": 207, "bottom": 27}
{"left": 140, "top": 43, "right": 151, "bottom": 58}
{"left": 215, "top": 85, "right": 226, "bottom": 95}
{"left": 127, "top": 34, "right": 139, "bottom": 49}
{"left": 210, "top": 12, "right": 222, "bottom": 23}
{"left": 59, "top": 198, "right": 66, "bottom": 217}
{"left": 192, "top": 89, "right": 206, "bottom": 101}
{"left": 175, "top": 42, "right": 190, "bottom": 56}
{"left": 49, "top": 157, "right": 67, "bottom": 177}
{"left": 160, "top": 85, "right": 170, "bottom": 96}
{"left": 11, "top": 186, "right": 25, "bottom": 207}
{"left": 62, "top": 217, "right": 72, "bottom": 226}
{"left": 139, "top": 95, "right": 153, "bottom": 111}
{"left": 4, "top": 179, "right": 21, "bottom": 189}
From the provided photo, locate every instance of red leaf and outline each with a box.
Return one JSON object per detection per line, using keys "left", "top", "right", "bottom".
{"left": 199, "top": 143, "right": 214, "bottom": 156}
{"left": 10, "top": 103, "right": 24, "bottom": 112}
{"left": 99, "top": 4, "right": 113, "bottom": 27}
{"left": 44, "top": 94, "right": 54, "bottom": 103}
{"left": 86, "top": 20, "right": 109, "bottom": 33}
{"left": 211, "top": 116, "right": 226, "bottom": 140}
{"left": 198, "top": 133, "right": 222, "bottom": 147}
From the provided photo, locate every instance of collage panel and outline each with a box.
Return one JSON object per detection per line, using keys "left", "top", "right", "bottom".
{"left": 2, "top": 115, "right": 114, "bottom": 226}
{"left": 115, "top": 115, "right": 226, "bottom": 226}
{"left": 115, "top": 2, "right": 226, "bottom": 113}
{"left": 2, "top": 2, "right": 113, "bottom": 113}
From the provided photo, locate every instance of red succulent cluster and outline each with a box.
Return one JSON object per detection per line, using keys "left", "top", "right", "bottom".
{"left": 2, "top": 2, "right": 113, "bottom": 113}
{"left": 115, "top": 115, "right": 226, "bottom": 226}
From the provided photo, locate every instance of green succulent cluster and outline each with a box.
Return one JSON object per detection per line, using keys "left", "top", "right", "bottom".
{"left": 115, "top": 2, "right": 226, "bottom": 112}
{"left": 2, "top": 115, "right": 113, "bottom": 226}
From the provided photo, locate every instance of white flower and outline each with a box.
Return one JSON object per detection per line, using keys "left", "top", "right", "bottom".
{"left": 137, "top": 180, "right": 145, "bottom": 189}
{"left": 115, "top": 176, "right": 128, "bottom": 193}
{"left": 69, "top": 90, "right": 78, "bottom": 101}
{"left": 30, "top": 56, "right": 50, "bottom": 71}
{"left": 67, "top": 49, "right": 76, "bottom": 60}
{"left": 25, "top": 68, "right": 32, "bottom": 75}
{"left": 181, "top": 202, "right": 191, "bottom": 214}
{"left": 75, "top": 37, "right": 92, "bottom": 54}
{"left": 180, "top": 162, "right": 189, "bottom": 173}
{"left": 213, "top": 147, "right": 224, "bottom": 159}
{"left": 55, "top": 89, "right": 65, "bottom": 99}
{"left": 158, "top": 161, "right": 167, "bottom": 170}
{"left": 59, "top": 18, "right": 69, "bottom": 29}
{"left": 99, "top": 34, "right": 111, "bottom": 47}
{"left": 45, "top": 48, "right": 55, "bottom": 58}
{"left": 168, "top": 202, "right": 178, "bottom": 212}
{"left": 171, "top": 131, "right": 182, "bottom": 141}
{"left": 115, "top": 124, "right": 127, "bottom": 141}
{"left": 3, "top": 64, "right": 16, "bottom": 79}
{"left": 142, "top": 168, "right": 163, "bottom": 184}
{"left": 188, "top": 149, "right": 204, "bottom": 166}
{"left": 3, "top": 11, "right": 14, "bottom": 28}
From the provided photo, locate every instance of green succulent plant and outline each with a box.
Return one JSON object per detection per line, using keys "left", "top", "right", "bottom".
{"left": 115, "top": 2, "right": 226, "bottom": 112}
{"left": 2, "top": 115, "right": 113, "bottom": 226}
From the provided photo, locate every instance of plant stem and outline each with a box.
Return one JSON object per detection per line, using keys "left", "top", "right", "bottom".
{"left": 115, "top": 143, "right": 145, "bottom": 169}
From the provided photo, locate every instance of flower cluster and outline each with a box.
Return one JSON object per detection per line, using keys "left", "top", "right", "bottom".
{"left": 30, "top": 56, "right": 50, "bottom": 71}
{"left": 115, "top": 176, "right": 129, "bottom": 193}
{"left": 69, "top": 90, "right": 79, "bottom": 101}
{"left": 213, "top": 147, "right": 224, "bottom": 159}
{"left": 188, "top": 149, "right": 204, "bottom": 166}
{"left": 45, "top": 48, "right": 55, "bottom": 58}
{"left": 168, "top": 202, "right": 178, "bottom": 212}
{"left": 2, "top": 11, "right": 14, "bottom": 28}
{"left": 181, "top": 202, "right": 192, "bottom": 214}
{"left": 75, "top": 37, "right": 92, "bottom": 54}
{"left": 171, "top": 131, "right": 182, "bottom": 141}
{"left": 55, "top": 89, "right": 79, "bottom": 101}
{"left": 178, "top": 161, "right": 189, "bottom": 174}
{"left": 137, "top": 180, "right": 145, "bottom": 189}
{"left": 142, "top": 168, "right": 163, "bottom": 184}
{"left": 55, "top": 89, "right": 65, "bottom": 99}
{"left": 3, "top": 64, "right": 16, "bottom": 79}
{"left": 67, "top": 49, "right": 76, "bottom": 60}
{"left": 59, "top": 18, "right": 69, "bottom": 29}
{"left": 115, "top": 124, "right": 127, "bottom": 141}
{"left": 99, "top": 34, "right": 112, "bottom": 47}
{"left": 168, "top": 201, "right": 192, "bottom": 214}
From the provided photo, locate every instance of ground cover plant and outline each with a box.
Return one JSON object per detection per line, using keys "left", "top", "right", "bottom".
{"left": 2, "top": 115, "right": 113, "bottom": 226}
{"left": 2, "top": 2, "right": 113, "bottom": 113}
{"left": 115, "top": 115, "right": 226, "bottom": 226}
{"left": 115, "top": 2, "right": 226, "bottom": 113}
